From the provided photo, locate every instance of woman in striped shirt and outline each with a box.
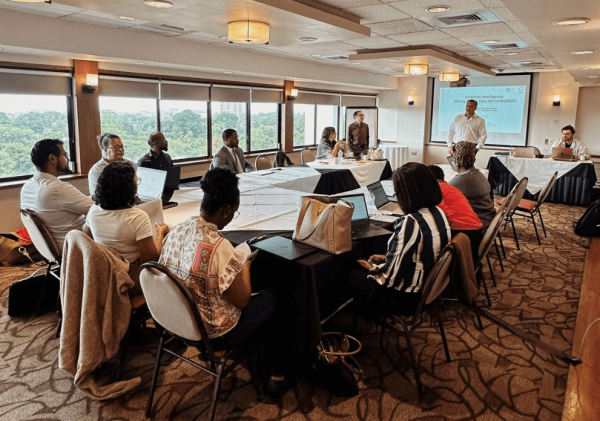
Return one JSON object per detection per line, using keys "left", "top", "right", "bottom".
{"left": 350, "top": 162, "right": 451, "bottom": 315}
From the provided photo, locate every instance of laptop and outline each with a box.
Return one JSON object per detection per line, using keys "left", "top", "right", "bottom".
{"left": 163, "top": 166, "right": 181, "bottom": 191}
{"left": 367, "top": 181, "right": 401, "bottom": 213}
{"left": 253, "top": 236, "right": 319, "bottom": 261}
{"left": 337, "top": 194, "right": 392, "bottom": 240}
{"left": 137, "top": 167, "right": 167, "bottom": 203}
{"left": 446, "top": 155, "right": 457, "bottom": 171}
{"left": 551, "top": 147, "right": 577, "bottom": 162}
{"left": 514, "top": 147, "right": 534, "bottom": 159}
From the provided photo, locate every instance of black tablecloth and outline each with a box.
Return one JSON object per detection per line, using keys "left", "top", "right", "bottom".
{"left": 223, "top": 226, "right": 392, "bottom": 360}
{"left": 313, "top": 161, "right": 393, "bottom": 195}
{"left": 487, "top": 157, "right": 597, "bottom": 206}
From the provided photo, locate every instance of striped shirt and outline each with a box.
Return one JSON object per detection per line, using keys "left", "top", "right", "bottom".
{"left": 369, "top": 206, "right": 451, "bottom": 294}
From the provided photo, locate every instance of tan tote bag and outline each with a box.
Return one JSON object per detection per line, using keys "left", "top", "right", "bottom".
{"left": 293, "top": 196, "right": 354, "bottom": 254}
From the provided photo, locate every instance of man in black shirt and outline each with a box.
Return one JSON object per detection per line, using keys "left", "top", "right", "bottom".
{"left": 138, "top": 131, "right": 175, "bottom": 202}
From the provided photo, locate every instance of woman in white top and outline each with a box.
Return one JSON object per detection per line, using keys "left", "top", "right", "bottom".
{"left": 88, "top": 133, "right": 137, "bottom": 195}
{"left": 86, "top": 161, "right": 168, "bottom": 294}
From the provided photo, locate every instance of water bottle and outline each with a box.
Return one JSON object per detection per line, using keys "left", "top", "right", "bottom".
{"left": 366, "top": 191, "right": 376, "bottom": 216}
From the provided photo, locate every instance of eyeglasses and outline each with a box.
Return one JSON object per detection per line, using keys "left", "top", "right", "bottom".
{"left": 233, "top": 210, "right": 240, "bottom": 219}
{"left": 107, "top": 145, "right": 126, "bottom": 151}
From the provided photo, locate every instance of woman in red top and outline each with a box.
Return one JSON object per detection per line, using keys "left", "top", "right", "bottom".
{"left": 428, "top": 165, "right": 483, "bottom": 263}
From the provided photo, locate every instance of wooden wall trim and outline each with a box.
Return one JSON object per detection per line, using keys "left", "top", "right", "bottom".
{"left": 283, "top": 80, "right": 295, "bottom": 152}
{"left": 74, "top": 60, "right": 101, "bottom": 175}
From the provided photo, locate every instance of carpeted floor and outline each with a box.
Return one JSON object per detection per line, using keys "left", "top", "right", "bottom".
{"left": 0, "top": 200, "right": 587, "bottom": 421}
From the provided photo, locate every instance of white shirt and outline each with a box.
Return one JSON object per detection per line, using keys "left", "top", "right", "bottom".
{"left": 447, "top": 113, "right": 488, "bottom": 150}
{"left": 86, "top": 205, "right": 153, "bottom": 262}
{"left": 88, "top": 158, "right": 137, "bottom": 196}
{"left": 550, "top": 138, "right": 591, "bottom": 160}
{"left": 20, "top": 171, "right": 94, "bottom": 254}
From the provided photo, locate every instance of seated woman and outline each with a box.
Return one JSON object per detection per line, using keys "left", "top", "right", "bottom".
{"left": 448, "top": 142, "right": 496, "bottom": 231}
{"left": 159, "top": 167, "right": 292, "bottom": 396}
{"left": 350, "top": 162, "right": 451, "bottom": 315}
{"left": 88, "top": 133, "right": 136, "bottom": 195}
{"left": 86, "top": 161, "right": 168, "bottom": 294}
{"left": 315, "top": 126, "right": 346, "bottom": 160}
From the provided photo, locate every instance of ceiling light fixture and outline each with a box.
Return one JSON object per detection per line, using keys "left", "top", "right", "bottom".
{"left": 520, "top": 61, "right": 532, "bottom": 65}
{"left": 223, "top": 71, "right": 232, "bottom": 74}
{"left": 6, "top": 0, "right": 49, "bottom": 3}
{"left": 426, "top": 5, "right": 449, "bottom": 13}
{"left": 483, "top": 40, "right": 499, "bottom": 44}
{"left": 587, "top": 75, "right": 599, "bottom": 78}
{"left": 504, "top": 52, "right": 518, "bottom": 56}
{"left": 299, "top": 37, "right": 318, "bottom": 42}
{"left": 386, "top": 58, "right": 400, "bottom": 62}
{"left": 552, "top": 17, "right": 591, "bottom": 26}
{"left": 350, "top": 62, "right": 361, "bottom": 65}
{"left": 571, "top": 50, "right": 596, "bottom": 55}
{"left": 118, "top": 16, "right": 135, "bottom": 21}
{"left": 311, "top": 54, "right": 322, "bottom": 57}
{"left": 404, "top": 64, "right": 428, "bottom": 75}
{"left": 439, "top": 71, "right": 460, "bottom": 81}
{"left": 134, "top": 62, "right": 144, "bottom": 65}
{"left": 228, "top": 21, "right": 269, "bottom": 44}
{"left": 143, "top": 0, "right": 173, "bottom": 8}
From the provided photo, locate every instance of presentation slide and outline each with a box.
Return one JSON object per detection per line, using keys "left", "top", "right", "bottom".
{"left": 431, "top": 74, "right": 532, "bottom": 147}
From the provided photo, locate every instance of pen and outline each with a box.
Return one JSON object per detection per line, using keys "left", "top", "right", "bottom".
{"left": 248, "top": 235, "right": 267, "bottom": 245}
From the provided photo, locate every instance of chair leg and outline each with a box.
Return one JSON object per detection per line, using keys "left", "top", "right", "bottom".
{"left": 403, "top": 329, "right": 424, "bottom": 396}
{"left": 493, "top": 238, "right": 504, "bottom": 272}
{"left": 478, "top": 270, "right": 492, "bottom": 307}
{"left": 115, "top": 329, "right": 131, "bottom": 381}
{"left": 498, "top": 230, "right": 507, "bottom": 259}
{"left": 436, "top": 312, "right": 451, "bottom": 363}
{"left": 473, "top": 305, "right": 484, "bottom": 330}
{"left": 208, "top": 363, "right": 225, "bottom": 421}
{"left": 55, "top": 296, "right": 62, "bottom": 338}
{"left": 509, "top": 215, "right": 520, "bottom": 250}
{"left": 530, "top": 211, "right": 542, "bottom": 245}
{"left": 537, "top": 209, "right": 548, "bottom": 237}
{"left": 486, "top": 254, "right": 497, "bottom": 287}
{"left": 146, "top": 336, "right": 165, "bottom": 418}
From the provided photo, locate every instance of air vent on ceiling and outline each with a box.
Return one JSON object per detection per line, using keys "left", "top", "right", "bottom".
{"left": 314, "top": 55, "right": 349, "bottom": 62}
{"left": 419, "top": 9, "right": 500, "bottom": 28}
{"left": 134, "top": 23, "right": 196, "bottom": 37}
{"left": 477, "top": 41, "right": 529, "bottom": 51}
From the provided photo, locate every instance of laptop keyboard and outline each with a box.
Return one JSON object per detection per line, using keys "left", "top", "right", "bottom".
{"left": 352, "top": 223, "right": 379, "bottom": 234}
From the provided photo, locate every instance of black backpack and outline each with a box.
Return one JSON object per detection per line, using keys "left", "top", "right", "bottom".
{"left": 575, "top": 199, "right": 600, "bottom": 237}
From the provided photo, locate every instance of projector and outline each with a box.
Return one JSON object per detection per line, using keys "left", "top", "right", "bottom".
{"left": 449, "top": 77, "right": 470, "bottom": 88}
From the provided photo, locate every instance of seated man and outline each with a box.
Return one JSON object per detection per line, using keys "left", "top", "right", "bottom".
{"left": 212, "top": 129, "right": 254, "bottom": 174}
{"left": 20, "top": 138, "right": 94, "bottom": 254}
{"left": 550, "top": 124, "right": 590, "bottom": 160}
{"left": 429, "top": 164, "right": 483, "bottom": 263}
{"left": 137, "top": 131, "right": 175, "bottom": 202}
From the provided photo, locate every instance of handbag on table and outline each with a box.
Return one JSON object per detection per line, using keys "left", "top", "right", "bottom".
{"left": 292, "top": 195, "right": 353, "bottom": 255}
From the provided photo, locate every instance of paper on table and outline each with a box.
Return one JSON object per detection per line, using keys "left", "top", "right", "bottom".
{"left": 235, "top": 241, "right": 258, "bottom": 261}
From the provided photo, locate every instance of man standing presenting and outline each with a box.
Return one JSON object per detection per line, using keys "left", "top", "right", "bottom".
{"left": 447, "top": 99, "right": 487, "bottom": 156}
{"left": 21, "top": 138, "right": 94, "bottom": 254}
{"left": 347, "top": 110, "right": 370, "bottom": 157}
{"left": 138, "top": 131, "right": 175, "bottom": 202}
{"left": 550, "top": 125, "right": 590, "bottom": 160}
{"left": 212, "top": 129, "right": 254, "bottom": 174}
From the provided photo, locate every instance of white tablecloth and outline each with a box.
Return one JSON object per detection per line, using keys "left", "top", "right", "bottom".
{"left": 239, "top": 166, "right": 321, "bottom": 193}
{"left": 306, "top": 159, "right": 388, "bottom": 187}
{"left": 495, "top": 156, "right": 593, "bottom": 195}
{"left": 379, "top": 144, "right": 409, "bottom": 170}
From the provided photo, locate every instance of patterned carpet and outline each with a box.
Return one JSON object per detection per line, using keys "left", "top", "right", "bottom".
{"left": 0, "top": 200, "right": 587, "bottom": 421}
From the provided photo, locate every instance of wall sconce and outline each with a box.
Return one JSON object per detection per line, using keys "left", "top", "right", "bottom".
{"left": 83, "top": 73, "right": 98, "bottom": 93}
{"left": 228, "top": 21, "right": 269, "bottom": 44}
{"left": 404, "top": 64, "right": 429, "bottom": 75}
{"left": 440, "top": 72, "right": 460, "bottom": 82}
{"left": 288, "top": 88, "right": 298, "bottom": 100}
{"left": 407, "top": 96, "right": 414, "bottom": 105}
{"left": 553, "top": 94, "right": 561, "bottom": 106}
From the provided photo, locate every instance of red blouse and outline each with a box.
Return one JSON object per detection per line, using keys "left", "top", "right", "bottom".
{"left": 439, "top": 182, "right": 482, "bottom": 231}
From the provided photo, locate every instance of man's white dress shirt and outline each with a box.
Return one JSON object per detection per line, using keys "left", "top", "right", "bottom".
{"left": 447, "top": 113, "right": 488, "bottom": 150}
{"left": 20, "top": 171, "right": 94, "bottom": 254}
{"left": 549, "top": 138, "right": 591, "bottom": 160}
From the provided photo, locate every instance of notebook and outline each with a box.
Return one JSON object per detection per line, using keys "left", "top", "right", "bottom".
{"left": 253, "top": 236, "right": 319, "bottom": 261}
{"left": 337, "top": 194, "right": 391, "bottom": 240}
{"left": 551, "top": 147, "right": 577, "bottom": 162}
{"left": 137, "top": 167, "right": 167, "bottom": 202}
{"left": 367, "top": 181, "right": 401, "bottom": 213}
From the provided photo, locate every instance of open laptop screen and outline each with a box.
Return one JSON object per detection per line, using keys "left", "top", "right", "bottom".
{"left": 338, "top": 194, "right": 369, "bottom": 222}
{"left": 367, "top": 181, "right": 388, "bottom": 208}
{"left": 137, "top": 167, "right": 167, "bottom": 201}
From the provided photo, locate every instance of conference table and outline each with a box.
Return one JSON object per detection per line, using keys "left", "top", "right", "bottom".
{"left": 163, "top": 160, "right": 395, "bottom": 359}
{"left": 487, "top": 156, "right": 597, "bottom": 206}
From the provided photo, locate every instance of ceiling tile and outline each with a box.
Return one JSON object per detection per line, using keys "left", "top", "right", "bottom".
{"left": 343, "top": 4, "right": 411, "bottom": 24}
{"left": 0, "top": 1, "right": 79, "bottom": 18}
{"left": 441, "top": 22, "right": 514, "bottom": 38}
{"left": 479, "top": 0, "right": 506, "bottom": 7}
{"left": 79, "top": 10, "right": 148, "bottom": 26}
{"left": 490, "top": 6, "right": 518, "bottom": 22}
{"left": 386, "top": 0, "right": 486, "bottom": 18}
{"left": 316, "top": 0, "right": 381, "bottom": 8}
{"left": 367, "top": 18, "right": 433, "bottom": 36}
{"left": 387, "top": 30, "right": 451, "bottom": 43}
{"left": 263, "top": 44, "right": 322, "bottom": 55}
{"left": 517, "top": 31, "right": 543, "bottom": 48}
{"left": 428, "top": 38, "right": 468, "bottom": 47}
{"left": 343, "top": 36, "right": 408, "bottom": 49}
{"left": 61, "top": 13, "right": 134, "bottom": 29}
{"left": 308, "top": 41, "right": 358, "bottom": 50}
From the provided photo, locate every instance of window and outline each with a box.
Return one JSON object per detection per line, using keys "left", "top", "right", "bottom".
{"left": 212, "top": 102, "right": 247, "bottom": 152}
{"left": 250, "top": 103, "right": 279, "bottom": 151}
{"left": 0, "top": 94, "right": 70, "bottom": 178}
{"left": 293, "top": 104, "right": 316, "bottom": 147}
{"left": 316, "top": 104, "right": 338, "bottom": 141}
{"left": 99, "top": 97, "right": 157, "bottom": 162}
{"left": 160, "top": 100, "right": 208, "bottom": 159}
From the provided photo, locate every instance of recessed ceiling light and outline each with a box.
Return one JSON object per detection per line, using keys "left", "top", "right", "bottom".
{"left": 134, "top": 62, "right": 144, "bottom": 65}
{"left": 118, "top": 16, "right": 135, "bottom": 21}
{"left": 504, "top": 52, "right": 518, "bottom": 56}
{"left": 386, "top": 58, "right": 400, "bottom": 62}
{"left": 143, "top": 0, "right": 173, "bottom": 8}
{"left": 382, "top": 68, "right": 390, "bottom": 71}
{"left": 426, "top": 5, "right": 450, "bottom": 13}
{"left": 223, "top": 71, "right": 232, "bottom": 74}
{"left": 483, "top": 40, "right": 499, "bottom": 44}
{"left": 534, "top": 67, "right": 543, "bottom": 70}
{"left": 520, "top": 61, "right": 532, "bottom": 65}
{"left": 552, "top": 17, "right": 591, "bottom": 26}
{"left": 580, "top": 67, "right": 591, "bottom": 69}
{"left": 299, "top": 37, "right": 318, "bottom": 42}
{"left": 350, "top": 62, "right": 361, "bottom": 65}
{"left": 311, "top": 54, "right": 322, "bottom": 57}
{"left": 587, "top": 75, "right": 599, "bottom": 78}
{"left": 571, "top": 50, "right": 596, "bottom": 55}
